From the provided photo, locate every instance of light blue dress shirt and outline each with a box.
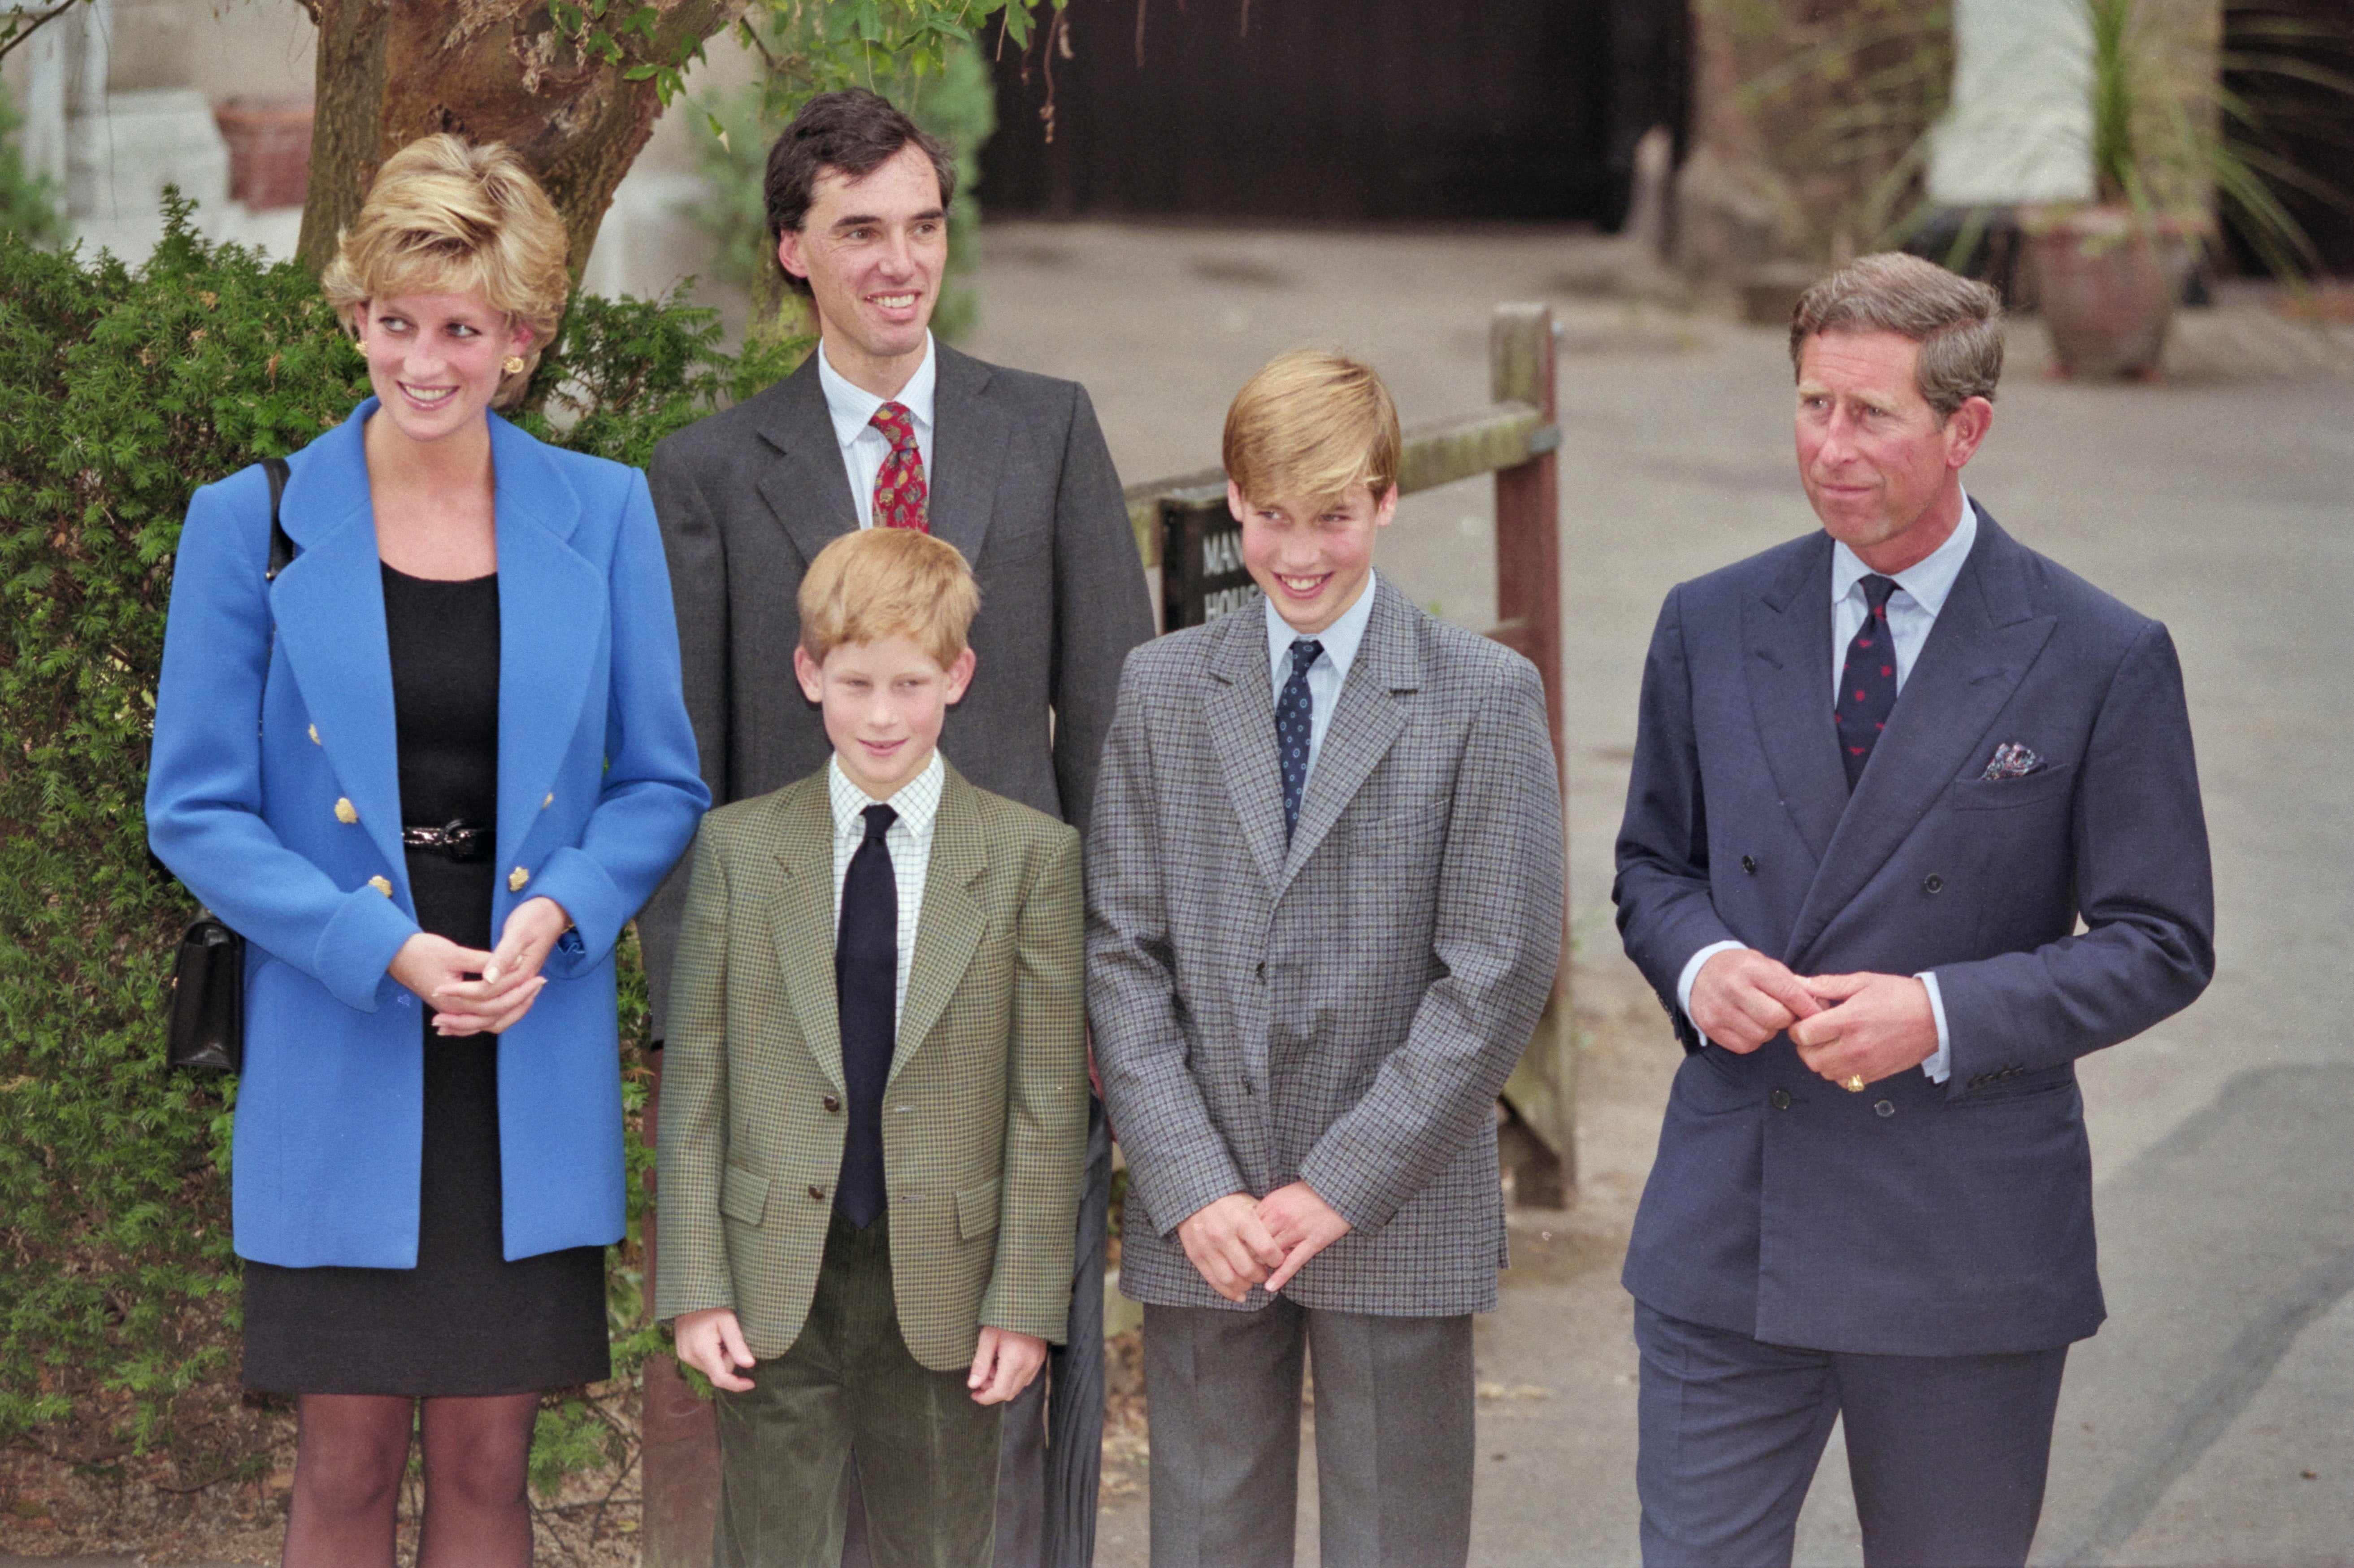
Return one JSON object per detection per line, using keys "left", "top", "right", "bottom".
{"left": 1676, "top": 495, "right": 1981, "bottom": 1083}
{"left": 815, "top": 334, "right": 938, "bottom": 528}
{"left": 1263, "top": 570, "right": 1380, "bottom": 792}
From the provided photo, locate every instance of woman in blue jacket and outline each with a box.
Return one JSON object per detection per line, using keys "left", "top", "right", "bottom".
{"left": 146, "top": 135, "right": 707, "bottom": 1565}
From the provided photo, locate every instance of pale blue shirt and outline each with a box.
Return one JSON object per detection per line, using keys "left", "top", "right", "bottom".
{"left": 1264, "top": 572, "right": 1379, "bottom": 792}
{"left": 815, "top": 334, "right": 938, "bottom": 529}
{"left": 1676, "top": 495, "right": 1980, "bottom": 1084}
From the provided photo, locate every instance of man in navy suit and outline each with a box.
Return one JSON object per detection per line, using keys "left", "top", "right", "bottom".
{"left": 1612, "top": 252, "right": 2214, "bottom": 1566}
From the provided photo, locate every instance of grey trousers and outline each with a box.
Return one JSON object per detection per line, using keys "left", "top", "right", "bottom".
{"left": 1142, "top": 1298, "right": 1476, "bottom": 1568}
{"left": 1633, "top": 1300, "right": 2069, "bottom": 1568}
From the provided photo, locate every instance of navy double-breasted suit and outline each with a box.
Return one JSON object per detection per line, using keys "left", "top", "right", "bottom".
{"left": 146, "top": 401, "right": 708, "bottom": 1269}
{"left": 1614, "top": 510, "right": 2214, "bottom": 1357}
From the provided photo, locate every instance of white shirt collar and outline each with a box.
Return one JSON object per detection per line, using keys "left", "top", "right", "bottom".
{"left": 1831, "top": 491, "right": 1979, "bottom": 617}
{"left": 1266, "top": 569, "right": 1380, "bottom": 687}
{"left": 815, "top": 334, "right": 938, "bottom": 453}
{"left": 827, "top": 750, "right": 944, "bottom": 840}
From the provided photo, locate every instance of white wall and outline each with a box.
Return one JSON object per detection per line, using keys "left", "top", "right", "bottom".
{"left": 1928, "top": 0, "right": 2098, "bottom": 207}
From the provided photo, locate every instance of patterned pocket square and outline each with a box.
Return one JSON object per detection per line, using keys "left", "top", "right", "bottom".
{"left": 1981, "top": 742, "right": 2044, "bottom": 781}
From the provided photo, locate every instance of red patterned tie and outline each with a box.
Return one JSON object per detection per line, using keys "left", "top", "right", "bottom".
{"left": 1834, "top": 574, "right": 1900, "bottom": 790}
{"left": 869, "top": 401, "right": 929, "bottom": 532}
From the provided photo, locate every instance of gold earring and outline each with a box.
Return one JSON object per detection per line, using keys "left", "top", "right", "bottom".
{"left": 502, "top": 355, "right": 526, "bottom": 376}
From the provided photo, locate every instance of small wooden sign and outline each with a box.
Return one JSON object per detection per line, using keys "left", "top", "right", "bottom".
{"left": 1160, "top": 486, "right": 1260, "bottom": 630}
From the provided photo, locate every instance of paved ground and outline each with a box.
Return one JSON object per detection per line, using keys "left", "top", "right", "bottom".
{"left": 961, "top": 222, "right": 2354, "bottom": 1567}
{"left": 11, "top": 224, "right": 2347, "bottom": 1568}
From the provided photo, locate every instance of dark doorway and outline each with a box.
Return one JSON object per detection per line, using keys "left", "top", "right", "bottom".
{"left": 977, "top": 0, "right": 1689, "bottom": 228}
{"left": 2221, "top": 0, "right": 2354, "bottom": 276}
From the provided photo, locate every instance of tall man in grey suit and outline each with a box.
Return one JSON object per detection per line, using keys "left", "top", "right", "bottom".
{"left": 640, "top": 89, "right": 1154, "bottom": 1567}
{"left": 1613, "top": 253, "right": 2215, "bottom": 1566}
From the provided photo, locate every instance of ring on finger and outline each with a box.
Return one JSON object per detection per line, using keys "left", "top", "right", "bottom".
{"left": 1842, "top": 1073, "right": 1866, "bottom": 1093}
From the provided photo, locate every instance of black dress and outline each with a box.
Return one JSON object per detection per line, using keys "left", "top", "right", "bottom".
{"left": 242, "top": 565, "right": 609, "bottom": 1396}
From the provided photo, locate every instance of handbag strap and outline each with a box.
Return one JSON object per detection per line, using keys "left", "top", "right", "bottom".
{"left": 262, "top": 456, "right": 295, "bottom": 581}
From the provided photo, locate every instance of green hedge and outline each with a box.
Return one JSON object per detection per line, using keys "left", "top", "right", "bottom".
{"left": 0, "top": 197, "right": 798, "bottom": 1475}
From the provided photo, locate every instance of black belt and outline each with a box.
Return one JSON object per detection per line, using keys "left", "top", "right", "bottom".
{"left": 401, "top": 820, "right": 492, "bottom": 862}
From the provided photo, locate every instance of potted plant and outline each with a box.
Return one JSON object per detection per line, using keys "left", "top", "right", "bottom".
{"left": 2024, "top": 0, "right": 2354, "bottom": 378}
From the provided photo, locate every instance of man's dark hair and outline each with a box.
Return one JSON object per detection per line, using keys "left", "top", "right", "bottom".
{"left": 764, "top": 89, "right": 956, "bottom": 296}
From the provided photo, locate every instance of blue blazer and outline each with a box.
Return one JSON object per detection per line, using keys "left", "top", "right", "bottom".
{"left": 1612, "top": 511, "right": 2214, "bottom": 1356}
{"left": 147, "top": 400, "right": 710, "bottom": 1268}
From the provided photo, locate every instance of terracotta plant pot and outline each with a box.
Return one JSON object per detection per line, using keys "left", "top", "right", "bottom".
{"left": 211, "top": 95, "right": 314, "bottom": 211}
{"left": 2020, "top": 205, "right": 2206, "bottom": 380}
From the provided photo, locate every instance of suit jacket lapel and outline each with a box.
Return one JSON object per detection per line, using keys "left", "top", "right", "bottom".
{"left": 893, "top": 768, "right": 987, "bottom": 1085}
{"left": 1204, "top": 608, "right": 1292, "bottom": 890}
{"left": 1741, "top": 535, "right": 1847, "bottom": 869}
{"left": 269, "top": 409, "right": 408, "bottom": 892}
{"left": 1785, "top": 516, "right": 2059, "bottom": 968}
{"left": 488, "top": 415, "right": 602, "bottom": 873}
{"left": 768, "top": 781, "right": 847, "bottom": 1095}
{"left": 753, "top": 356, "right": 860, "bottom": 566}
{"left": 1281, "top": 581, "right": 1418, "bottom": 887}
{"left": 925, "top": 347, "right": 1005, "bottom": 568}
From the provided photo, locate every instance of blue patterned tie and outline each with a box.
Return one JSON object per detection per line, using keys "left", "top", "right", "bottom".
{"left": 1835, "top": 575, "right": 1901, "bottom": 791}
{"left": 1277, "top": 638, "right": 1323, "bottom": 841}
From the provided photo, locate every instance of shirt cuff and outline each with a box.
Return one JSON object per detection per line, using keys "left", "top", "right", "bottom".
{"left": 1676, "top": 941, "right": 1749, "bottom": 1044}
{"left": 1916, "top": 970, "right": 1951, "bottom": 1083}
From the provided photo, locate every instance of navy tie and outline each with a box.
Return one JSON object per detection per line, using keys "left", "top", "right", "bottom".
{"left": 1835, "top": 575, "right": 1900, "bottom": 791}
{"left": 835, "top": 803, "right": 896, "bottom": 1229}
{"left": 1277, "top": 638, "right": 1323, "bottom": 841}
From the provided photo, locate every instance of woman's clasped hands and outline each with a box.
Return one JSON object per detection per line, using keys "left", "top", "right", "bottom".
{"left": 387, "top": 895, "right": 573, "bottom": 1035}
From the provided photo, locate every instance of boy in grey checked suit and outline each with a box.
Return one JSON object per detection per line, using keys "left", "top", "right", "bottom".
{"left": 1087, "top": 351, "right": 1565, "bottom": 1567}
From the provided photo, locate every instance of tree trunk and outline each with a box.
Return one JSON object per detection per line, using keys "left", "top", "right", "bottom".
{"left": 295, "top": 0, "right": 746, "bottom": 280}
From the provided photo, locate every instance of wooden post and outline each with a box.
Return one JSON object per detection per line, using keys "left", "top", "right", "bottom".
{"left": 638, "top": 1051, "right": 720, "bottom": 1568}
{"left": 1488, "top": 304, "right": 1576, "bottom": 1204}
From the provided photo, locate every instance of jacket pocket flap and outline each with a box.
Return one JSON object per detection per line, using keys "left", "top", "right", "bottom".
{"left": 955, "top": 1176, "right": 1002, "bottom": 1240}
{"left": 719, "top": 1164, "right": 770, "bottom": 1227}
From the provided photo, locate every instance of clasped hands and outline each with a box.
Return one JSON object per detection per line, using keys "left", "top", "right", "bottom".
{"left": 387, "top": 895, "right": 573, "bottom": 1036}
{"left": 1177, "top": 1182, "right": 1352, "bottom": 1303}
{"left": 673, "top": 1307, "right": 1046, "bottom": 1406}
{"left": 1690, "top": 947, "right": 1937, "bottom": 1090}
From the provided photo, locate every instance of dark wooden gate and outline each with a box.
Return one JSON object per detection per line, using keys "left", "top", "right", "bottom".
{"left": 978, "top": 0, "right": 1689, "bottom": 228}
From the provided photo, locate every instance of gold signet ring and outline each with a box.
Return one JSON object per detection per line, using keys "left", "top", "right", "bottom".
{"left": 1842, "top": 1074, "right": 1867, "bottom": 1093}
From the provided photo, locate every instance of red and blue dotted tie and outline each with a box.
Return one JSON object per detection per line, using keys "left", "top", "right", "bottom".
{"left": 869, "top": 401, "right": 929, "bottom": 532}
{"left": 1835, "top": 574, "right": 1900, "bottom": 791}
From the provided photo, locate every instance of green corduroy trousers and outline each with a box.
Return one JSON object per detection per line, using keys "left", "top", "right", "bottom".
{"left": 713, "top": 1209, "right": 1003, "bottom": 1568}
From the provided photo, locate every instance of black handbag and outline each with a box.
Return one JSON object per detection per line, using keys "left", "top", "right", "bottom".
{"left": 163, "top": 456, "right": 295, "bottom": 1075}
{"left": 167, "top": 911, "right": 246, "bottom": 1073}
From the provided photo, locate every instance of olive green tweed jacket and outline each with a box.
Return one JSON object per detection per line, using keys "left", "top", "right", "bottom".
{"left": 653, "top": 765, "right": 1087, "bottom": 1371}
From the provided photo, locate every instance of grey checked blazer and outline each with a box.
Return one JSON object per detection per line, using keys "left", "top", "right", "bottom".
{"left": 653, "top": 765, "right": 1089, "bottom": 1370}
{"left": 638, "top": 344, "right": 1155, "bottom": 1038}
{"left": 1088, "top": 579, "right": 1565, "bottom": 1316}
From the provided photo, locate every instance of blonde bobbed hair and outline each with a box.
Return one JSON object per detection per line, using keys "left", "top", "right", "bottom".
{"left": 319, "top": 134, "right": 569, "bottom": 408}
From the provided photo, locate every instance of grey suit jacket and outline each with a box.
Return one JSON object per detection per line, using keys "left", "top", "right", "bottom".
{"left": 639, "top": 344, "right": 1155, "bottom": 1035}
{"left": 1088, "top": 580, "right": 1565, "bottom": 1316}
